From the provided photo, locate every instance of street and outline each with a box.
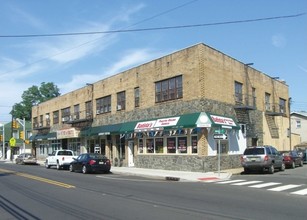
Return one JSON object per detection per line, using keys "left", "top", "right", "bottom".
{"left": 1, "top": 162, "right": 306, "bottom": 220}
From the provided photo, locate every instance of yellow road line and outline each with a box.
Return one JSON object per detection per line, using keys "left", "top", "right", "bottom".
{"left": 0, "top": 168, "right": 75, "bottom": 188}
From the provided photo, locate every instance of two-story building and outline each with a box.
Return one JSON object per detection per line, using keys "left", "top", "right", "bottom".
{"left": 31, "top": 43, "right": 290, "bottom": 172}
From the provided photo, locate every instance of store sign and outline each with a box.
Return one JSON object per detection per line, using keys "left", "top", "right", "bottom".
{"left": 155, "top": 117, "right": 179, "bottom": 127}
{"left": 57, "top": 128, "right": 80, "bottom": 139}
{"left": 210, "top": 115, "right": 236, "bottom": 127}
{"left": 135, "top": 120, "right": 156, "bottom": 131}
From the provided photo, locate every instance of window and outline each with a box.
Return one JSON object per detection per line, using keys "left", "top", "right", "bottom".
{"left": 74, "top": 104, "right": 80, "bottom": 120}
{"left": 167, "top": 137, "right": 176, "bottom": 153}
{"left": 252, "top": 87, "right": 256, "bottom": 107}
{"left": 265, "top": 93, "right": 271, "bottom": 111}
{"left": 117, "top": 91, "right": 126, "bottom": 111}
{"left": 61, "top": 107, "right": 70, "bottom": 122}
{"left": 155, "top": 138, "right": 164, "bottom": 153}
{"left": 134, "top": 87, "right": 140, "bottom": 107}
{"left": 96, "top": 95, "right": 111, "bottom": 114}
{"left": 146, "top": 138, "right": 154, "bottom": 153}
{"left": 191, "top": 135, "right": 198, "bottom": 154}
{"left": 279, "top": 98, "right": 286, "bottom": 113}
{"left": 234, "top": 81, "right": 243, "bottom": 104}
{"left": 155, "top": 75, "right": 183, "bottom": 103}
{"left": 53, "top": 111, "right": 59, "bottom": 124}
{"left": 138, "top": 139, "right": 144, "bottom": 153}
{"left": 85, "top": 101, "right": 92, "bottom": 118}
{"left": 178, "top": 137, "right": 187, "bottom": 153}
{"left": 296, "top": 120, "right": 301, "bottom": 128}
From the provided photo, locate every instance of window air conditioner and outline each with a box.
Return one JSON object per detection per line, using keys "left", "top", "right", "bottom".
{"left": 117, "top": 105, "right": 122, "bottom": 110}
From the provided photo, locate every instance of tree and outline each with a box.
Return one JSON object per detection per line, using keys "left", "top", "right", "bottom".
{"left": 11, "top": 82, "right": 61, "bottom": 120}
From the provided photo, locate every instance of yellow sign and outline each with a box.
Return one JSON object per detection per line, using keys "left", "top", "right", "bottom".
{"left": 9, "top": 137, "right": 16, "bottom": 147}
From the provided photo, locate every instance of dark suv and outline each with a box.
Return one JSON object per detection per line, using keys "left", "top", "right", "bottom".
{"left": 241, "top": 146, "right": 285, "bottom": 174}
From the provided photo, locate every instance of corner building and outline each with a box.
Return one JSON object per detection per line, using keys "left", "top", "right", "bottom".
{"left": 31, "top": 43, "right": 290, "bottom": 172}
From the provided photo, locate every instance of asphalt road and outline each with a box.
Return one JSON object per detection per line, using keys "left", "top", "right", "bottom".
{"left": 1, "top": 162, "right": 306, "bottom": 220}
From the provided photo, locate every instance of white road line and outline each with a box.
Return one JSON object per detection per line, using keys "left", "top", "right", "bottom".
{"left": 290, "top": 188, "right": 307, "bottom": 195}
{"left": 268, "top": 184, "right": 302, "bottom": 192}
{"left": 249, "top": 182, "right": 281, "bottom": 188}
{"left": 232, "top": 181, "right": 263, "bottom": 186}
{"left": 216, "top": 180, "right": 246, "bottom": 184}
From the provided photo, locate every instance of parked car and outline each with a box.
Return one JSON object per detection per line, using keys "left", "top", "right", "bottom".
{"left": 15, "top": 153, "right": 37, "bottom": 165}
{"left": 281, "top": 150, "right": 303, "bottom": 168}
{"left": 240, "top": 146, "right": 285, "bottom": 174}
{"left": 69, "top": 153, "right": 111, "bottom": 174}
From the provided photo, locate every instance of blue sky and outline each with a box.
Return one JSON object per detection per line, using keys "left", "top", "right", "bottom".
{"left": 0, "top": 0, "right": 306, "bottom": 123}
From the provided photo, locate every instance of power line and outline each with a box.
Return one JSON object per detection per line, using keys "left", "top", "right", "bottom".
{"left": 0, "top": 13, "right": 305, "bottom": 38}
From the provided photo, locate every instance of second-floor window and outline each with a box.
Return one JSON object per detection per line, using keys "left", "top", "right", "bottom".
{"left": 53, "top": 111, "right": 59, "bottom": 124}
{"left": 234, "top": 81, "right": 243, "bottom": 104}
{"left": 85, "top": 101, "right": 92, "bottom": 118}
{"left": 265, "top": 93, "right": 271, "bottom": 111}
{"left": 117, "top": 91, "right": 126, "bottom": 111}
{"left": 155, "top": 75, "right": 183, "bottom": 103}
{"left": 96, "top": 96, "right": 111, "bottom": 114}
{"left": 296, "top": 120, "right": 301, "bottom": 128}
{"left": 61, "top": 107, "right": 70, "bottom": 122}
{"left": 279, "top": 98, "right": 286, "bottom": 113}
{"left": 74, "top": 104, "right": 80, "bottom": 120}
{"left": 135, "top": 87, "right": 140, "bottom": 107}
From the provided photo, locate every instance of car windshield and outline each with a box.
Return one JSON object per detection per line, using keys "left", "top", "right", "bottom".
{"left": 244, "top": 148, "right": 265, "bottom": 155}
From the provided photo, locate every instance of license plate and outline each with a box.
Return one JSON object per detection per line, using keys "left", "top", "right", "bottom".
{"left": 99, "top": 162, "right": 105, "bottom": 164}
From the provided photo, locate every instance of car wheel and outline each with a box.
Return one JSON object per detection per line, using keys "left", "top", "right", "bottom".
{"left": 299, "top": 160, "right": 303, "bottom": 167}
{"left": 243, "top": 168, "right": 249, "bottom": 174}
{"left": 280, "top": 163, "right": 285, "bottom": 171}
{"left": 69, "top": 164, "right": 74, "bottom": 172}
{"left": 291, "top": 161, "right": 295, "bottom": 169}
{"left": 56, "top": 162, "right": 61, "bottom": 170}
{"left": 45, "top": 160, "right": 50, "bottom": 169}
{"left": 268, "top": 164, "right": 274, "bottom": 174}
{"left": 82, "top": 165, "right": 87, "bottom": 174}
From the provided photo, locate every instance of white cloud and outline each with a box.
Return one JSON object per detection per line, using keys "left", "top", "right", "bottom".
{"left": 272, "top": 34, "right": 286, "bottom": 48}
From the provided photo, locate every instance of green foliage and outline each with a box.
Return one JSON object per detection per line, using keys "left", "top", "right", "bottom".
{"left": 11, "top": 82, "right": 60, "bottom": 120}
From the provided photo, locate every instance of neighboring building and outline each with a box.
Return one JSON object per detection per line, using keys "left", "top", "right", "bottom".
{"left": 31, "top": 43, "right": 290, "bottom": 172}
{"left": 0, "top": 120, "right": 33, "bottom": 160}
{"left": 291, "top": 111, "right": 307, "bottom": 145}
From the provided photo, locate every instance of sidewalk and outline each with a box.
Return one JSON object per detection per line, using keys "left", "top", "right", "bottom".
{"left": 1, "top": 159, "right": 243, "bottom": 182}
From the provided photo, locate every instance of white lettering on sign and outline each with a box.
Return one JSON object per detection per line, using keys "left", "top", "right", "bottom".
{"left": 210, "top": 115, "right": 236, "bottom": 126}
{"left": 155, "top": 117, "right": 180, "bottom": 127}
{"left": 135, "top": 120, "right": 156, "bottom": 130}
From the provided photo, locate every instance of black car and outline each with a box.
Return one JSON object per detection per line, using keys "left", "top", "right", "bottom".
{"left": 69, "top": 153, "right": 111, "bottom": 174}
{"left": 281, "top": 150, "right": 303, "bottom": 168}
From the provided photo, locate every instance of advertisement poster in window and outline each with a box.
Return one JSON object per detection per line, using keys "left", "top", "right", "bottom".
{"left": 191, "top": 136, "right": 198, "bottom": 154}
{"left": 138, "top": 139, "right": 143, "bottom": 153}
{"left": 178, "top": 137, "right": 187, "bottom": 153}
{"left": 167, "top": 137, "right": 176, "bottom": 153}
{"left": 146, "top": 139, "right": 154, "bottom": 153}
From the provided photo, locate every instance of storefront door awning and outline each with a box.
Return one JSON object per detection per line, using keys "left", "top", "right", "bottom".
{"left": 91, "top": 123, "right": 122, "bottom": 136}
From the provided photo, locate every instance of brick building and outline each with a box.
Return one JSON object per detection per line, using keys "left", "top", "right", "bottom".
{"left": 31, "top": 43, "right": 290, "bottom": 172}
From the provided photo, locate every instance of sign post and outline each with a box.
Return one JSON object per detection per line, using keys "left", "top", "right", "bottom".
{"left": 213, "top": 129, "right": 228, "bottom": 176}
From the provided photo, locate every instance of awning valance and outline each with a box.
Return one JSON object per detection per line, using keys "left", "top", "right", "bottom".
{"left": 91, "top": 123, "right": 122, "bottom": 136}
{"left": 196, "top": 112, "right": 240, "bottom": 129}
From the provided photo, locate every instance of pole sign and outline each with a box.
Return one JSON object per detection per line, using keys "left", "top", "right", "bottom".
{"left": 213, "top": 133, "right": 228, "bottom": 140}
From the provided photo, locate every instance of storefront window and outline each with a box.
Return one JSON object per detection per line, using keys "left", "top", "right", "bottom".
{"left": 178, "top": 137, "right": 187, "bottom": 153}
{"left": 191, "top": 135, "right": 198, "bottom": 154}
{"left": 138, "top": 139, "right": 143, "bottom": 153}
{"left": 68, "top": 138, "right": 81, "bottom": 155}
{"left": 155, "top": 138, "right": 164, "bottom": 153}
{"left": 51, "top": 140, "right": 61, "bottom": 154}
{"left": 146, "top": 138, "right": 154, "bottom": 153}
{"left": 167, "top": 137, "right": 176, "bottom": 153}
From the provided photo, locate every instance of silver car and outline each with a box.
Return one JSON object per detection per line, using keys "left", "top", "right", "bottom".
{"left": 15, "top": 153, "right": 37, "bottom": 165}
{"left": 241, "top": 146, "right": 285, "bottom": 174}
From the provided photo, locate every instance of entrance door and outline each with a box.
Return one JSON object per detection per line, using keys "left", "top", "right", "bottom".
{"left": 128, "top": 141, "right": 134, "bottom": 167}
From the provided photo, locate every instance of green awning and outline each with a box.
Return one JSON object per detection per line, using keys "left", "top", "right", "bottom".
{"left": 91, "top": 123, "right": 122, "bottom": 136}
{"left": 47, "top": 132, "right": 57, "bottom": 140}
{"left": 80, "top": 127, "right": 92, "bottom": 137}
{"left": 196, "top": 112, "right": 240, "bottom": 129}
{"left": 119, "top": 121, "right": 140, "bottom": 134}
{"left": 34, "top": 134, "right": 48, "bottom": 141}
{"left": 164, "top": 112, "right": 201, "bottom": 130}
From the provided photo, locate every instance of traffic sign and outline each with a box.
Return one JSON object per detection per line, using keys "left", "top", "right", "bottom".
{"left": 213, "top": 133, "right": 228, "bottom": 140}
{"left": 214, "top": 129, "right": 226, "bottom": 134}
